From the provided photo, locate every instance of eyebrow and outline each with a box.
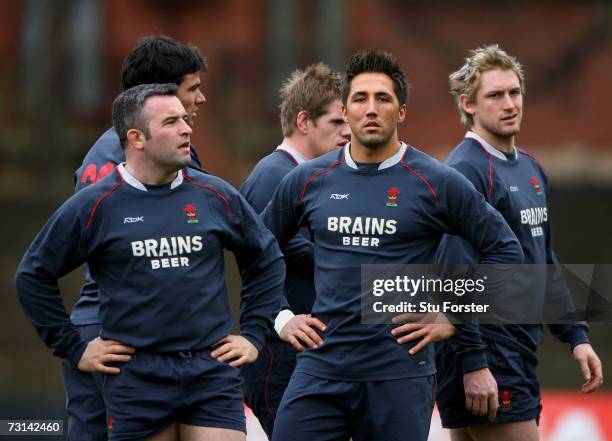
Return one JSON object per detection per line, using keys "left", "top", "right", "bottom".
{"left": 161, "top": 113, "right": 188, "bottom": 124}
{"left": 351, "top": 90, "right": 392, "bottom": 97}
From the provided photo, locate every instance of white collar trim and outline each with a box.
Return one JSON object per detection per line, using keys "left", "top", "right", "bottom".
{"left": 465, "top": 131, "right": 516, "bottom": 161}
{"left": 276, "top": 143, "right": 308, "bottom": 165}
{"left": 118, "top": 163, "right": 183, "bottom": 191}
{"left": 343, "top": 142, "right": 407, "bottom": 170}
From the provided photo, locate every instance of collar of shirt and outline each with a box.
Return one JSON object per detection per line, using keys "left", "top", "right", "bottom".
{"left": 344, "top": 142, "right": 407, "bottom": 170}
{"left": 276, "top": 143, "right": 308, "bottom": 165}
{"left": 465, "top": 131, "right": 517, "bottom": 161}
{"left": 118, "top": 163, "right": 184, "bottom": 191}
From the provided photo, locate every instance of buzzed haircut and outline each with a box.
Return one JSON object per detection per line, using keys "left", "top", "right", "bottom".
{"left": 341, "top": 50, "right": 410, "bottom": 105}
{"left": 112, "top": 83, "right": 179, "bottom": 149}
{"left": 121, "top": 36, "right": 207, "bottom": 91}
{"left": 279, "top": 63, "right": 343, "bottom": 137}
{"left": 449, "top": 44, "right": 525, "bottom": 127}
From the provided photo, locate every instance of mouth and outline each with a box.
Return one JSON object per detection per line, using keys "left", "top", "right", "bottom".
{"left": 363, "top": 120, "right": 381, "bottom": 133}
{"left": 501, "top": 114, "right": 518, "bottom": 123}
{"left": 179, "top": 141, "right": 190, "bottom": 151}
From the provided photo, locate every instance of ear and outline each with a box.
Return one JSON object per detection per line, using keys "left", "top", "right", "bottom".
{"left": 460, "top": 94, "right": 475, "bottom": 116}
{"left": 296, "top": 110, "right": 310, "bottom": 134}
{"left": 126, "top": 129, "right": 145, "bottom": 151}
{"left": 397, "top": 104, "right": 407, "bottom": 123}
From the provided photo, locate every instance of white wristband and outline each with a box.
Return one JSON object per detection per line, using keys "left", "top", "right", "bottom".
{"left": 274, "top": 309, "right": 295, "bottom": 336}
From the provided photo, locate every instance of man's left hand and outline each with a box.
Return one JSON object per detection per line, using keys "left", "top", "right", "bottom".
{"left": 573, "top": 343, "right": 603, "bottom": 393}
{"left": 211, "top": 335, "right": 259, "bottom": 367}
{"left": 391, "top": 312, "right": 456, "bottom": 354}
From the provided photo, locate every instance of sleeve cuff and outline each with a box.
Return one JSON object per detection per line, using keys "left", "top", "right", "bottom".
{"left": 461, "top": 349, "right": 489, "bottom": 374}
{"left": 567, "top": 327, "right": 590, "bottom": 351}
{"left": 64, "top": 340, "right": 88, "bottom": 367}
{"left": 274, "top": 309, "right": 295, "bottom": 336}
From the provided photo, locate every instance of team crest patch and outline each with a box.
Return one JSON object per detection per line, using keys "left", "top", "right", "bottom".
{"left": 529, "top": 177, "right": 543, "bottom": 196}
{"left": 183, "top": 204, "right": 200, "bottom": 224}
{"left": 499, "top": 390, "right": 513, "bottom": 411}
{"left": 386, "top": 187, "right": 400, "bottom": 207}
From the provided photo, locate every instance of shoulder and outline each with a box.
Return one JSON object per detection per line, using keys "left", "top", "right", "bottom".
{"left": 76, "top": 128, "right": 124, "bottom": 188}
{"left": 245, "top": 150, "right": 297, "bottom": 182}
{"left": 295, "top": 148, "right": 343, "bottom": 178}
{"left": 447, "top": 139, "right": 491, "bottom": 171}
{"left": 401, "top": 145, "right": 480, "bottom": 205}
{"left": 517, "top": 148, "right": 546, "bottom": 175}
{"left": 80, "top": 128, "right": 123, "bottom": 165}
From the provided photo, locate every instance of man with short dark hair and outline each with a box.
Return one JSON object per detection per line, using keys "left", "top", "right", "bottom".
{"left": 240, "top": 62, "right": 349, "bottom": 438}
{"left": 16, "top": 83, "right": 284, "bottom": 441}
{"left": 65, "top": 35, "right": 207, "bottom": 441}
{"left": 263, "top": 50, "right": 523, "bottom": 441}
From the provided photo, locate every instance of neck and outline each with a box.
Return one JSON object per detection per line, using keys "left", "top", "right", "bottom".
{"left": 350, "top": 134, "right": 401, "bottom": 163}
{"left": 283, "top": 134, "right": 315, "bottom": 160}
{"left": 472, "top": 126, "right": 515, "bottom": 154}
{"left": 124, "top": 159, "right": 178, "bottom": 186}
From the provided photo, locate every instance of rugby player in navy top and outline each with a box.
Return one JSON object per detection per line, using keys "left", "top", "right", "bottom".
{"left": 16, "top": 84, "right": 284, "bottom": 441}
{"left": 240, "top": 63, "right": 349, "bottom": 437}
{"left": 263, "top": 50, "right": 524, "bottom": 441}
{"left": 65, "top": 36, "right": 207, "bottom": 441}
{"left": 435, "top": 45, "right": 603, "bottom": 441}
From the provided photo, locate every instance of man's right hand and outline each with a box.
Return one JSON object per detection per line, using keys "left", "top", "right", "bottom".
{"left": 279, "top": 314, "right": 326, "bottom": 352}
{"left": 463, "top": 367, "right": 499, "bottom": 421}
{"left": 77, "top": 337, "right": 135, "bottom": 374}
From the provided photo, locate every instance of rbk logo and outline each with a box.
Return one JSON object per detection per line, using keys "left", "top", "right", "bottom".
{"left": 124, "top": 216, "right": 144, "bottom": 224}
{"left": 330, "top": 193, "right": 350, "bottom": 200}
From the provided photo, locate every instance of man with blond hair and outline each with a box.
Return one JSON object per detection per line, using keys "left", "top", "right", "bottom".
{"left": 435, "top": 44, "right": 603, "bottom": 441}
{"left": 240, "top": 62, "right": 350, "bottom": 438}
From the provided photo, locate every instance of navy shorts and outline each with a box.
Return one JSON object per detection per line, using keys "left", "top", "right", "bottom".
{"left": 62, "top": 324, "right": 108, "bottom": 441}
{"left": 241, "top": 338, "right": 296, "bottom": 438}
{"left": 103, "top": 350, "right": 245, "bottom": 441}
{"left": 272, "top": 372, "right": 436, "bottom": 441}
{"left": 436, "top": 340, "right": 541, "bottom": 428}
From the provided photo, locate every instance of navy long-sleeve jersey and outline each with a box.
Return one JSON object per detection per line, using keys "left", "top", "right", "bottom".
{"left": 16, "top": 165, "right": 284, "bottom": 366}
{"left": 240, "top": 145, "right": 315, "bottom": 316}
{"left": 70, "top": 128, "right": 203, "bottom": 325}
{"left": 436, "top": 132, "right": 589, "bottom": 371}
{"left": 262, "top": 143, "right": 523, "bottom": 381}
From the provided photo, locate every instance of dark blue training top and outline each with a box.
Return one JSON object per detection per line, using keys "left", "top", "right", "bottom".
{"left": 262, "top": 143, "right": 523, "bottom": 381}
{"left": 71, "top": 128, "right": 203, "bottom": 325}
{"left": 240, "top": 144, "right": 315, "bottom": 316}
{"left": 16, "top": 165, "right": 284, "bottom": 366}
{"left": 436, "top": 132, "right": 589, "bottom": 372}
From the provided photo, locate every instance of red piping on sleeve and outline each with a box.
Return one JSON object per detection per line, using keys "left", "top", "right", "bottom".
{"left": 300, "top": 161, "right": 342, "bottom": 201}
{"left": 183, "top": 171, "right": 233, "bottom": 218}
{"left": 86, "top": 182, "right": 123, "bottom": 229}
{"left": 400, "top": 161, "right": 440, "bottom": 205}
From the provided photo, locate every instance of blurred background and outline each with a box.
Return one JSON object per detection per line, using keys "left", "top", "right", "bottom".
{"left": 1, "top": 0, "right": 611, "bottom": 439}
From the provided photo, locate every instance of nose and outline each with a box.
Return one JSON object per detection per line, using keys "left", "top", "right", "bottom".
{"left": 196, "top": 89, "right": 206, "bottom": 104}
{"left": 181, "top": 118, "right": 193, "bottom": 135}
{"left": 366, "top": 97, "right": 378, "bottom": 117}
{"left": 502, "top": 93, "right": 515, "bottom": 110}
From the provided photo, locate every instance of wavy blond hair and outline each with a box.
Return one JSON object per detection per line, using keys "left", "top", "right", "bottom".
{"left": 449, "top": 44, "right": 525, "bottom": 127}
